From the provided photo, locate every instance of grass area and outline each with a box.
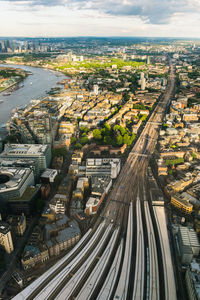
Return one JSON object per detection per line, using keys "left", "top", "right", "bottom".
{"left": 165, "top": 158, "right": 184, "bottom": 166}
{"left": 56, "top": 58, "right": 145, "bottom": 71}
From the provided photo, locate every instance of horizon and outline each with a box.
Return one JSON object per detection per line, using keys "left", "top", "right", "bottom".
{"left": 0, "top": 0, "right": 200, "bottom": 38}
{"left": 0, "top": 36, "right": 200, "bottom": 40}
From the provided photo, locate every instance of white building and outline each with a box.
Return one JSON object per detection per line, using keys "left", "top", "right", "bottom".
{"left": 85, "top": 197, "right": 100, "bottom": 215}
{"left": 86, "top": 158, "right": 121, "bottom": 179}
{"left": 93, "top": 84, "right": 99, "bottom": 96}
{"left": 49, "top": 194, "right": 66, "bottom": 214}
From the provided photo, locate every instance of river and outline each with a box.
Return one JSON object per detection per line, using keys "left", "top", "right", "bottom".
{"left": 0, "top": 64, "right": 67, "bottom": 126}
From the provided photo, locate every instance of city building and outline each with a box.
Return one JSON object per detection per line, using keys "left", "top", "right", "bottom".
{"left": 8, "top": 185, "right": 40, "bottom": 216}
{"left": 41, "top": 169, "right": 58, "bottom": 184}
{"left": 45, "top": 215, "right": 81, "bottom": 257}
{"left": 185, "top": 261, "right": 200, "bottom": 300}
{"left": 171, "top": 194, "right": 193, "bottom": 214}
{"left": 49, "top": 195, "right": 66, "bottom": 214}
{"left": 178, "top": 226, "right": 200, "bottom": 264}
{"left": 1, "top": 144, "right": 51, "bottom": 178}
{"left": 21, "top": 244, "right": 49, "bottom": 270}
{"left": 0, "top": 222, "right": 14, "bottom": 254}
{"left": 0, "top": 167, "right": 34, "bottom": 200}
{"left": 6, "top": 214, "right": 26, "bottom": 236}
{"left": 0, "top": 157, "right": 38, "bottom": 180}
{"left": 85, "top": 197, "right": 100, "bottom": 215}
{"left": 86, "top": 158, "right": 121, "bottom": 179}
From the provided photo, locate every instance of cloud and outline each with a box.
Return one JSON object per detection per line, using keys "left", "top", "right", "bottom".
{"left": 3, "top": 0, "right": 200, "bottom": 24}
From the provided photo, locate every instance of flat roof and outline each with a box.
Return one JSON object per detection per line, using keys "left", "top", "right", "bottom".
{"left": 0, "top": 167, "right": 33, "bottom": 193}
{"left": 153, "top": 206, "right": 177, "bottom": 300}
{"left": 3, "top": 144, "right": 49, "bottom": 156}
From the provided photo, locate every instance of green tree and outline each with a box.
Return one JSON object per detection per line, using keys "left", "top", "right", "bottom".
{"left": 80, "top": 126, "right": 89, "bottom": 133}
{"left": 74, "top": 143, "right": 82, "bottom": 150}
{"left": 80, "top": 136, "right": 89, "bottom": 145}
{"left": 116, "top": 134, "right": 123, "bottom": 146}
{"left": 130, "top": 133, "right": 136, "bottom": 144}
{"left": 118, "top": 126, "right": 126, "bottom": 136}
{"left": 104, "top": 122, "right": 111, "bottom": 131}
{"left": 123, "top": 93, "right": 130, "bottom": 102}
{"left": 123, "top": 133, "right": 130, "bottom": 145}
{"left": 52, "top": 147, "right": 67, "bottom": 159}
{"left": 104, "top": 136, "right": 113, "bottom": 145}
{"left": 113, "top": 125, "right": 120, "bottom": 131}
{"left": 93, "top": 129, "right": 102, "bottom": 140}
{"left": 70, "top": 137, "right": 77, "bottom": 144}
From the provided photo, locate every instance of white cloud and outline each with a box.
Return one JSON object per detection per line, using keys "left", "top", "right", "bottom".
{"left": 0, "top": 0, "right": 200, "bottom": 37}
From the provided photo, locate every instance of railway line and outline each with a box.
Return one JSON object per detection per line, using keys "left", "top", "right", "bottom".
{"left": 76, "top": 227, "right": 120, "bottom": 300}
{"left": 13, "top": 64, "right": 177, "bottom": 300}
{"left": 144, "top": 201, "right": 160, "bottom": 300}
{"left": 96, "top": 239, "right": 124, "bottom": 300}
{"left": 49, "top": 224, "right": 114, "bottom": 300}
{"left": 132, "top": 197, "right": 145, "bottom": 300}
{"left": 113, "top": 203, "right": 133, "bottom": 300}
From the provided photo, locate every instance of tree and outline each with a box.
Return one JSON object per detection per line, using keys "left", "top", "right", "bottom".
{"left": 74, "top": 143, "right": 82, "bottom": 150}
{"left": 104, "top": 136, "right": 113, "bottom": 145}
{"left": 80, "top": 136, "right": 89, "bottom": 145}
{"left": 140, "top": 115, "right": 147, "bottom": 122}
{"left": 113, "top": 125, "right": 120, "bottom": 131}
{"left": 93, "top": 129, "right": 102, "bottom": 140}
{"left": 103, "top": 122, "right": 111, "bottom": 135}
{"left": 123, "top": 93, "right": 130, "bottom": 102}
{"left": 118, "top": 126, "right": 126, "bottom": 136}
{"left": 123, "top": 133, "right": 130, "bottom": 145}
{"left": 130, "top": 133, "right": 136, "bottom": 144}
{"left": 70, "top": 136, "right": 77, "bottom": 144}
{"left": 52, "top": 147, "right": 67, "bottom": 159}
{"left": 80, "top": 126, "right": 89, "bottom": 133}
{"left": 116, "top": 134, "right": 123, "bottom": 146}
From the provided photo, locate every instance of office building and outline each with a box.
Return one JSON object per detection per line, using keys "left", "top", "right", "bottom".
{"left": 0, "top": 167, "right": 34, "bottom": 200}
{"left": 0, "top": 144, "right": 51, "bottom": 177}
{"left": 178, "top": 226, "right": 200, "bottom": 264}
{"left": 86, "top": 158, "right": 121, "bottom": 179}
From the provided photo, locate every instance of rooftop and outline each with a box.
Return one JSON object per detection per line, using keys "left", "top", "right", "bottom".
{"left": 0, "top": 167, "right": 33, "bottom": 193}
{"left": 0, "top": 222, "right": 10, "bottom": 234}
{"left": 3, "top": 144, "right": 49, "bottom": 156}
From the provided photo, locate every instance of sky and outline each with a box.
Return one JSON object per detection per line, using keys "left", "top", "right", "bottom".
{"left": 0, "top": 0, "right": 200, "bottom": 38}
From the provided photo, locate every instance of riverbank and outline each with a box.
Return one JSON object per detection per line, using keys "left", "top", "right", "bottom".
{"left": 0, "top": 67, "right": 29, "bottom": 95}
{"left": 0, "top": 63, "right": 67, "bottom": 126}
